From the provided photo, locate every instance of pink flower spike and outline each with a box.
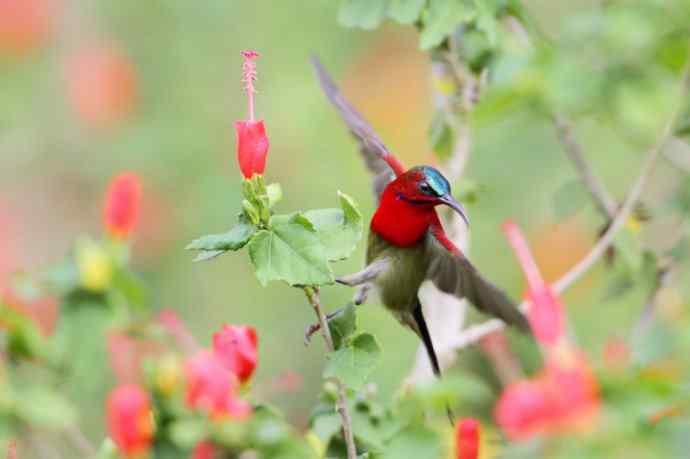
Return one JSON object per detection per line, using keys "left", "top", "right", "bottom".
{"left": 240, "top": 50, "right": 259, "bottom": 121}
{"left": 502, "top": 220, "right": 565, "bottom": 346}
{"left": 502, "top": 220, "right": 544, "bottom": 289}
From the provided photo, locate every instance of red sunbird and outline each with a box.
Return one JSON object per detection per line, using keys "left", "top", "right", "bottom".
{"left": 310, "top": 58, "right": 530, "bottom": 383}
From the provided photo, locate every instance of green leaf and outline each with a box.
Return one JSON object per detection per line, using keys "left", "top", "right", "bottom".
{"left": 304, "top": 192, "right": 364, "bottom": 261}
{"left": 428, "top": 111, "right": 455, "bottom": 159}
{"left": 311, "top": 412, "right": 341, "bottom": 444}
{"left": 338, "top": 0, "right": 389, "bottom": 30}
{"left": 474, "top": 0, "right": 498, "bottom": 46}
{"left": 420, "top": 0, "right": 475, "bottom": 50}
{"left": 324, "top": 333, "right": 380, "bottom": 389}
{"left": 552, "top": 179, "right": 591, "bottom": 220}
{"left": 186, "top": 216, "right": 256, "bottom": 261}
{"left": 388, "top": 0, "right": 426, "bottom": 24}
{"left": 328, "top": 303, "right": 357, "bottom": 349}
{"left": 248, "top": 215, "right": 334, "bottom": 286}
{"left": 381, "top": 425, "right": 441, "bottom": 459}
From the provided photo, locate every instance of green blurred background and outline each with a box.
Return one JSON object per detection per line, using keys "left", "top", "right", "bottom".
{"left": 2, "top": 0, "right": 689, "bottom": 451}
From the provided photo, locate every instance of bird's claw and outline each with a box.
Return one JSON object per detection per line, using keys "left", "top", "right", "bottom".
{"left": 304, "top": 322, "right": 322, "bottom": 346}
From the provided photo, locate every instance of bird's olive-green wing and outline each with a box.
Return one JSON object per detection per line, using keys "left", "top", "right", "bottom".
{"left": 426, "top": 235, "right": 530, "bottom": 332}
{"left": 311, "top": 56, "right": 395, "bottom": 200}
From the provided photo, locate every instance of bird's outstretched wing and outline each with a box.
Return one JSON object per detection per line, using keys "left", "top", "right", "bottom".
{"left": 311, "top": 56, "right": 405, "bottom": 200}
{"left": 426, "top": 228, "right": 531, "bottom": 332}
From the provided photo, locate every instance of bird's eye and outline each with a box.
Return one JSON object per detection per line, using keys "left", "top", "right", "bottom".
{"left": 419, "top": 182, "right": 433, "bottom": 195}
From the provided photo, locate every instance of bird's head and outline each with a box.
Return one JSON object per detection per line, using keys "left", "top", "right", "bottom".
{"left": 389, "top": 166, "right": 470, "bottom": 227}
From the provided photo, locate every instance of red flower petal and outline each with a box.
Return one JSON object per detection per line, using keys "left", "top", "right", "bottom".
{"left": 235, "top": 120, "right": 269, "bottom": 178}
{"left": 212, "top": 324, "right": 258, "bottom": 384}
{"left": 190, "top": 441, "right": 216, "bottom": 459}
{"left": 184, "top": 350, "right": 252, "bottom": 420}
{"left": 106, "top": 384, "right": 153, "bottom": 457}
{"left": 103, "top": 173, "right": 142, "bottom": 239}
{"left": 455, "top": 418, "right": 480, "bottom": 459}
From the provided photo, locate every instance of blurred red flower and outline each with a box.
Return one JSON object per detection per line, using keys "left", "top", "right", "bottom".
{"left": 190, "top": 441, "right": 216, "bottom": 459}
{"left": 495, "top": 352, "right": 600, "bottom": 439}
{"left": 235, "top": 50, "right": 268, "bottom": 179}
{"left": 0, "top": 0, "right": 55, "bottom": 56}
{"left": 455, "top": 418, "right": 480, "bottom": 459}
{"left": 67, "top": 45, "right": 138, "bottom": 127}
{"left": 106, "top": 384, "right": 154, "bottom": 458}
{"left": 103, "top": 173, "right": 142, "bottom": 240}
{"left": 502, "top": 220, "right": 565, "bottom": 347}
{"left": 184, "top": 350, "right": 252, "bottom": 420}
{"left": 212, "top": 324, "right": 257, "bottom": 384}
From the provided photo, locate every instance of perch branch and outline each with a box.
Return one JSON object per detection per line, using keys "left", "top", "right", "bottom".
{"left": 304, "top": 287, "right": 357, "bottom": 459}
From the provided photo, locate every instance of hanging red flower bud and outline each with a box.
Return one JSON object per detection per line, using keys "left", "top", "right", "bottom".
{"left": 184, "top": 350, "right": 252, "bottom": 420}
{"left": 502, "top": 220, "right": 565, "bottom": 346}
{"left": 236, "top": 120, "right": 269, "bottom": 178}
{"left": 235, "top": 50, "right": 269, "bottom": 178}
{"left": 455, "top": 418, "right": 480, "bottom": 459}
{"left": 106, "top": 384, "right": 154, "bottom": 458}
{"left": 103, "top": 173, "right": 142, "bottom": 239}
{"left": 212, "top": 324, "right": 257, "bottom": 384}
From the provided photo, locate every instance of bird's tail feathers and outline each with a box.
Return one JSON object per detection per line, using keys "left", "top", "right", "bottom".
{"left": 410, "top": 300, "right": 455, "bottom": 426}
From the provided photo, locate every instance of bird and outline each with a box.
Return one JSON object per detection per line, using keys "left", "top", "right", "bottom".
{"left": 309, "top": 57, "right": 530, "bottom": 387}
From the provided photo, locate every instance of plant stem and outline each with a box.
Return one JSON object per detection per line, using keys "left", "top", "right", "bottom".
{"left": 303, "top": 287, "right": 357, "bottom": 459}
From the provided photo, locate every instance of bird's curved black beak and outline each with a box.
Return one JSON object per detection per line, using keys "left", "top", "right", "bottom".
{"left": 440, "top": 194, "right": 470, "bottom": 228}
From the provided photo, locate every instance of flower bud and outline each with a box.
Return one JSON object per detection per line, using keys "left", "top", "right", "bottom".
{"left": 77, "top": 240, "right": 113, "bottom": 291}
{"left": 235, "top": 120, "right": 269, "bottom": 179}
{"left": 184, "top": 351, "right": 252, "bottom": 420}
{"left": 212, "top": 324, "right": 257, "bottom": 384}
{"left": 106, "top": 384, "right": 154, "bottom": 458}
{"left": 103, "top": 173, "right": 142, "bottom": 239}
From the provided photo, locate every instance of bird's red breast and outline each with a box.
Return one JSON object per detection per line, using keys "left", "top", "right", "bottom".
{"left": 371, "top": 176, "right": 438, "bottom": 247}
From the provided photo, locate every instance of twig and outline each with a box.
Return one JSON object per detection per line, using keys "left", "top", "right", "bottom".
{"left": 553, "top": 113, "right": 618, "bottom": 219}
{"left": 303, "top": 287, "right": 357, "bottom": 459}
